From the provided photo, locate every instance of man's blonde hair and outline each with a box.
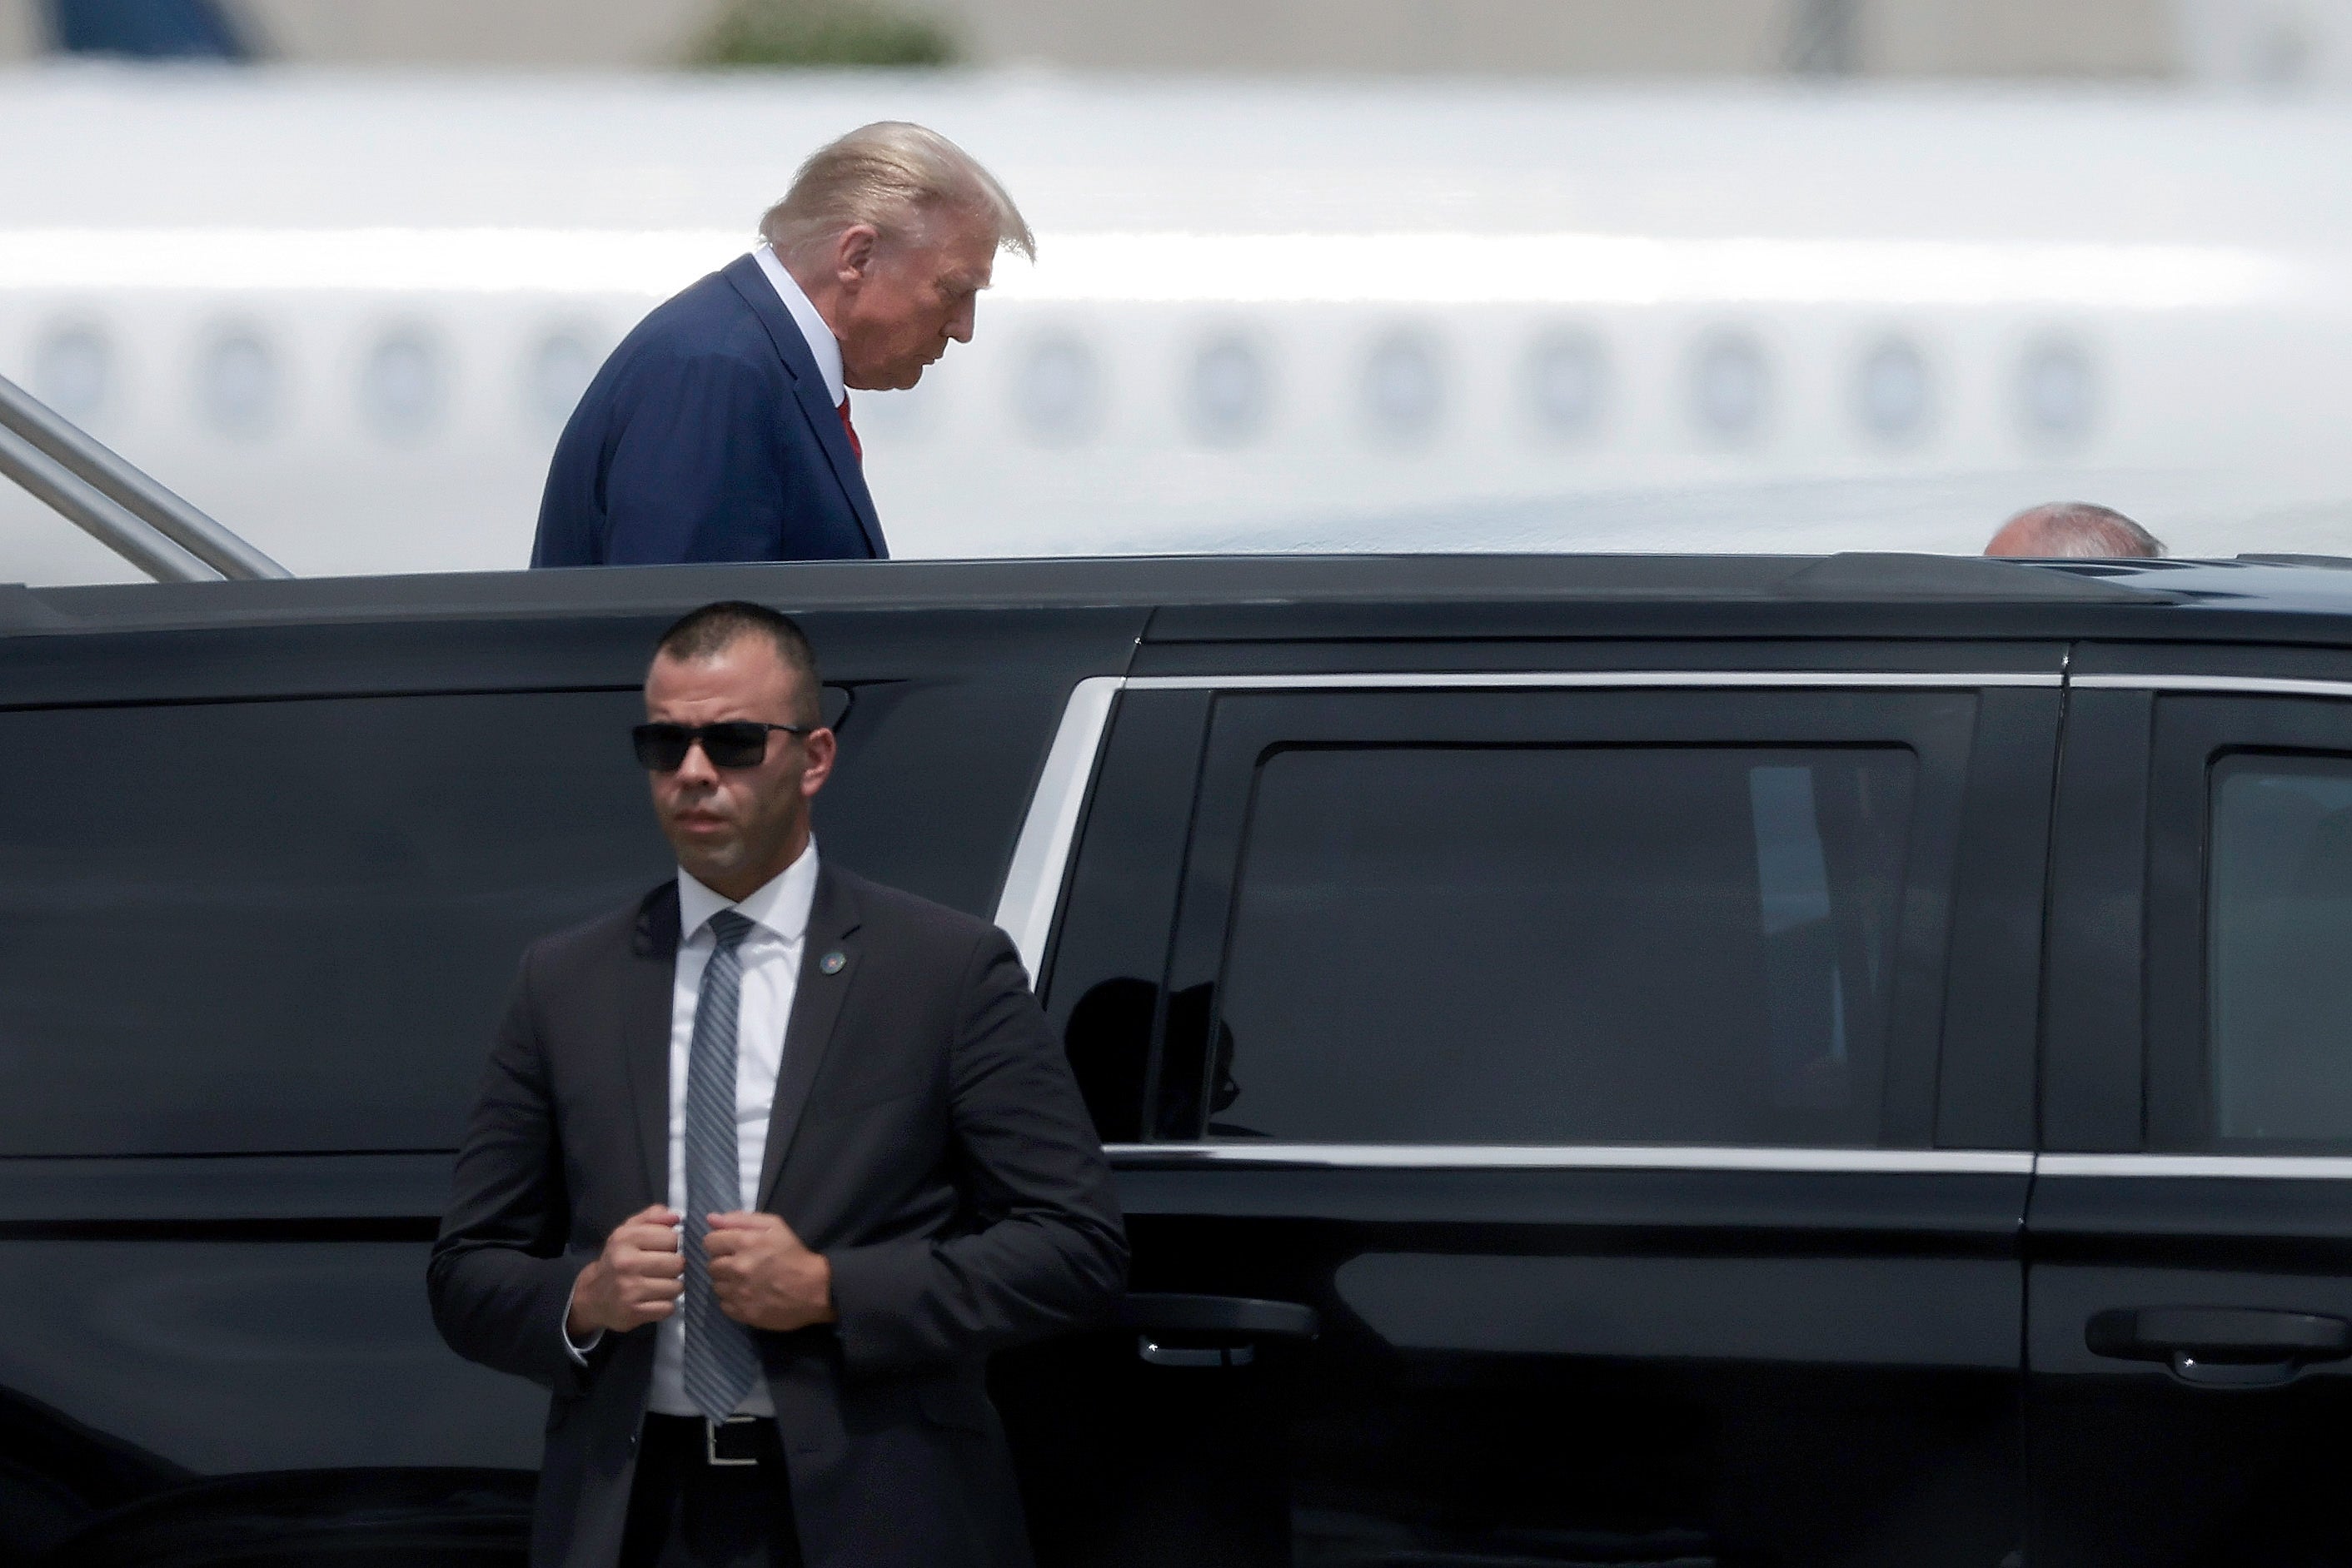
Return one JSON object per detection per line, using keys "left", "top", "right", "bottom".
{"left": 760, "top": 122, "right": 1034, "bottom": 267}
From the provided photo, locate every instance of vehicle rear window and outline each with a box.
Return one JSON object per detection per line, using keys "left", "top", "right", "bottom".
{"left": 1207, "top": 744, "right": 1916, "bottom": 1147}
{"left": 2207, "top": 754, "right": 2352, "bottom": 1143}
{"left": 0, "top": 690, "right": 666, "bottom": 1156}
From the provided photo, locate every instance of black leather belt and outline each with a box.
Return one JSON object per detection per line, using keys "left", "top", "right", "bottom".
{"left": 643, "top": 1412, "right": 770, "bottom": 1467}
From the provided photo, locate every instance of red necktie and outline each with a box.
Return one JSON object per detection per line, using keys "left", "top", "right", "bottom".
{"left": 836, "top": 396, "right": 862, "bottom": 464}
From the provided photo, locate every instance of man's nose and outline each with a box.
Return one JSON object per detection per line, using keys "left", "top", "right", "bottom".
{"left": 947, "top": 297, "right": 975, "bottom": 343}
{"left": 672, "top": 739, "right": 719, "bottom": 787}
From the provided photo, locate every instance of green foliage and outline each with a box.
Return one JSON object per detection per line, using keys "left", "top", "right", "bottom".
{"left": 692, "top": 0, "right": 959, "bottom": 68}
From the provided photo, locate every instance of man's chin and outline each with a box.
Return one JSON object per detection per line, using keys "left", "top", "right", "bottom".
{"left": 671, "top": 840, "right": 743, "bottom": 882}
{"left": 850, "top": 365, "right": 925, "bottom": 393}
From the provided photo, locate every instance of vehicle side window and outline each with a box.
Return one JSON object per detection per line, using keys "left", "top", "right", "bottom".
{"left": 1142, "top": 685, "right": 1985, "bottom": 1147}
{"left": 2206, "top": 753, "right": 2352, "bottom": 1142}
{"left": 1041, "top": 690, "right": 1211, "bottom": 1143}
{"left": 1205, "top": 743, "right": 1916, "bottom": 1146}
{"left": 0, "top": 689, "right": 665, "bottom": 1156}
{"left": 2139, "top": 695, "right": 2352, "bottom": 1150}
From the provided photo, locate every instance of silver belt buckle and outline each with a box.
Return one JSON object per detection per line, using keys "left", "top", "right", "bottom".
{"left": 705, "top": 1414, "right": 761, "bottom": 1467}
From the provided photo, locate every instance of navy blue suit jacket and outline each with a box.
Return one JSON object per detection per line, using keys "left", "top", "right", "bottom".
{"left": 531, "top": 254, "right": 886, "bottom": 566}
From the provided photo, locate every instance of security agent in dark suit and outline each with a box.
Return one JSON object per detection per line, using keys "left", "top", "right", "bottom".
{"left": 530, "top": 122, "right": 1033, "bottom": 568}
{"left": 428, "top": 600, "right": 1126, "bottom": 1568}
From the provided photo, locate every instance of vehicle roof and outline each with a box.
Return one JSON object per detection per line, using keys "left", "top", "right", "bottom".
{"left": 7, "top": 553, "right": 2352, "bottom": 645}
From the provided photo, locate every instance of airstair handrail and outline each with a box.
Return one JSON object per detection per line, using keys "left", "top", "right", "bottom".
{"left": 0, "top": 420, "right": 218, "bottom": 583}
{"left": 0, "top": 371, "right": 290, "bottom": 582}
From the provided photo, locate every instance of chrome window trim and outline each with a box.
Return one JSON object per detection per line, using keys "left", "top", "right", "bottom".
{"left": 2039, "top": 1153, "right": 2352, "bottom": 1180}
{"left": 991, "top": 674, "right": 2352, "bottom": 1184}
{"left": 1125, "top": 670, "right": 2060, "bottom": 692}
{"left": 2058, "top": 673, "right": 2352, "bottom": 1179}
{"left": 992, "top": 674, "right": 1125, "bottom": 978}
{"left": 996, "top": 667, "right": 2048, "bottom": 967}
{"left": 1105, "top": 1142, "right": 2032, "bottom": 1175}
{"left": 1109, "top": 1147, "right": 2352, "bottom": 1170}
{"left": 1109, "top": 1147, "right": 2352, "bottom": 1177}
{"left": 2071, "top": 673, "right": 2352, "bottom": 700}
{"left": 996, "top": 665, "right": 2050, "bottom": 1061}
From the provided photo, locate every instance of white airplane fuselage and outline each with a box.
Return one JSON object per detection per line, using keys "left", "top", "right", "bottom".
{"left": 2, "top": 68, "right": 2350, "bottom": 583}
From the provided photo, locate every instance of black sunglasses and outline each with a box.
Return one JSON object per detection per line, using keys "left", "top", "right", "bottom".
{"left": 632, "top": 721, "right": 810, "bottom": 772}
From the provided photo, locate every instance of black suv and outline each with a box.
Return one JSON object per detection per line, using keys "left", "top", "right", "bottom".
{"left": 4, "top": 553, "right": 2350, "bottom": 1568}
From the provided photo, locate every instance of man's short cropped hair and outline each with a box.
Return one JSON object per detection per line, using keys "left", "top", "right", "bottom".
{"left": 760, "top": 121, "right": 1034, "bottom": 268}
{"left": 1985, "top": 502, "right": 2165, "bottom": 560}
{"left": 654, "top": 601, "right": 822, "bottom": 724}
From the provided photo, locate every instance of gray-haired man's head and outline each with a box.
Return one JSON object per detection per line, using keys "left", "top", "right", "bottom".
{"left": 1985, "top": 502, "right": 2165, "bottom": 560}
{"left": 762, "top": 122, "right": 1031, "bottom": 393}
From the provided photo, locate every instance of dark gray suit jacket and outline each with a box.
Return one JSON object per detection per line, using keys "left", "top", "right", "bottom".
{"left": 427, "top": 864, "right": 1128, "bottom": 1568}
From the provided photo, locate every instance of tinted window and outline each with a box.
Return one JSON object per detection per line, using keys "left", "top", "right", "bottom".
{"left": 0, "top": 691, "right": 666, "bottom": 1155}
{"left": 2208, "top": 754, "right": 2352, "bottom": 1143}
{"left": 1207, "top": 744, "right": 1916, "bottom": 1146}
{"left": 1044, "top": 691, "right": 1210, "bottom": 1143}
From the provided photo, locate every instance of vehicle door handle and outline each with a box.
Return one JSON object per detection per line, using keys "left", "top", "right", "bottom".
{"left": 2086, "top": 1307, "right": 2352, "bottom": 1387}
{"left": 1115, "top": 1292, "right": 1318, "bottom": 1369}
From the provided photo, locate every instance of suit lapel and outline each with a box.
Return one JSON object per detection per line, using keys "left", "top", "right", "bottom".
{"left": 756, "top": 865, "right": 864, "bottom": 1211}
{"left": 623, "top": 882, "right": 682, "bottom": 1208}
{"left": 720, "top": 253, "right": 887, "bottom": 559}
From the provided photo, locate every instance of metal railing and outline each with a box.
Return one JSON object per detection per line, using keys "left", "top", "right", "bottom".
{"left": 0, "top": 371, "right": 290, "bottom": 583}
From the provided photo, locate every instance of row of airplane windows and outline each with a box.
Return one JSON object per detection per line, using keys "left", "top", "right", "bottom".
{"left": 14, "top": 318, "right": 2103, "bottom": 452}
{"left": 24, "top": 322, "right": 604, "bottom": 441}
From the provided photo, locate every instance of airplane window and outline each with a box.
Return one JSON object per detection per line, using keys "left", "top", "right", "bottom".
{"left": 1855, "top": 336, "right": 1932, "bottom": 443}
{"left": 1525, "top": 327, "right": 1607, "bottom": 438}
{"left": 526, "top": 327, "right": 602, "bottom": 426}
{"left": 31, "top": 324, "right": 111, "bottom": 422}
{"left": 197, "top": 328, "right": 280, "bottom": 439}
{"left": 1015, "top": 332, "right": 1102, "bottom": 446}
{"left": 358, "top": 329, "right": 446, "bottom": 441}
{"left": 1187, "top": 333, "right": 1268, "bottom": 446}
{"left": 1690, "top": 330, "right": 1771, "bottom": 441}
{"left": 2018, "top": 336, "right": 2096, "bottom": 446}
{"left": 1363, "top": 330, "right": 1443, "bottom": 441}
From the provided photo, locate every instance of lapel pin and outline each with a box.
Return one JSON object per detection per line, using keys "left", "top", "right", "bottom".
{"left": 820, "top": 950, "right": 846, "bottom": 975}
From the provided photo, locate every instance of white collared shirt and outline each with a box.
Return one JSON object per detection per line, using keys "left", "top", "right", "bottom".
{"left": 566, "top": 839, "right": 820, "bottom": 1418}
{"left": 754, "top": 244, "right": 846, "bottom": 408}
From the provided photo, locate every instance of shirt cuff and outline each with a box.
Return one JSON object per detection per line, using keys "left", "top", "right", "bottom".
{"left": 562, "top": 1273, "right": 603, "bottom": 1366}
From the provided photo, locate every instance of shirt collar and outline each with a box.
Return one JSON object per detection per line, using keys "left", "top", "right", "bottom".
{"left": 677, "top": 837, "right": 820, "bottom": 948}
{"left": 755, "top": 244, "right": 846, "bottom": 408}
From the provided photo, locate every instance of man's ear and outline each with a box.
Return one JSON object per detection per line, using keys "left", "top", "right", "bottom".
{"left": 799, "top": 727, "right": 839, "bottom": 798}
{"left": 835, "top": 225, "right": 880, "bottom": 287}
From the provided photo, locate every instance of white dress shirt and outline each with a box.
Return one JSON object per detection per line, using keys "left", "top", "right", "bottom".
{"left": 566, "top": 840, "right": 820, "bottom": 1419}
{"left": 754, "top": 244, "right": 845, "bottom": 408}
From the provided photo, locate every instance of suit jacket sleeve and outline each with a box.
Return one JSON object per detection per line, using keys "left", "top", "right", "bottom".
{"left": 600, "top": 351, "right": 791, "bottom": 565}
{"left": 426, "top": 943, "right": 596, "bottom": 1397}
{"left": 825, "top": 931, "right": 1129, "bottom": 1376}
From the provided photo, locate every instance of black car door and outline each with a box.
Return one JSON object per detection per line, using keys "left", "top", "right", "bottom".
{"left": 2029, "top": 664, "right": 2352, "bottom": 1568}
{"left": 1011, "top": 660, "right": 2058, "bottom": 1568}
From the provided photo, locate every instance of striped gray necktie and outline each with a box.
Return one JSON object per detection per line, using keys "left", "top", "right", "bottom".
{"left": 682, "top": 908, "right": 761, "bottom": 1423}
